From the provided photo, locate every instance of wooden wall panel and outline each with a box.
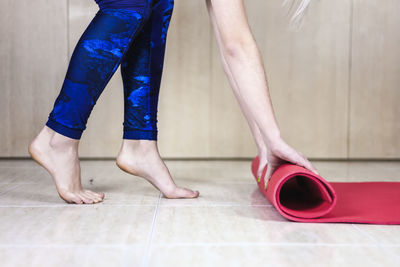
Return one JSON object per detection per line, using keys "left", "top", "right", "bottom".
{"left": 349, "top": 0, "right": 400, "bottom": 158}
{"left": 241, "top": 0, "right": 351, "bottom": 158}
{"left": 209, "top": 30, "right": 257, "bottom": 157}
{"left": 1, "top": 0, "right": 399, "bottom": 159}
{"left": 0, "top": 0, "right": 68, "bottom": 156}
{"left": 156, "top": 0, "right": 212, "bottom": 157}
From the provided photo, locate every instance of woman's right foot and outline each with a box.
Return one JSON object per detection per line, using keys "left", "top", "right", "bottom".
{"left": 28, "top": 126, "right": 104, "bottom": 204}
{"left": 116, "top": 139, "right": 200, "bottom": 199}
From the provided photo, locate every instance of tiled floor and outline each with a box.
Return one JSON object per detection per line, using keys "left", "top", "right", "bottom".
{"left": 0, "top": 159, "right": 399, "bottom": 267}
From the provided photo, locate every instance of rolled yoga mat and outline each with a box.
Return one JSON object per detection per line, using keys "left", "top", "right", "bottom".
{"left": 251, "top": 156, "right": 400, "bottom": 224}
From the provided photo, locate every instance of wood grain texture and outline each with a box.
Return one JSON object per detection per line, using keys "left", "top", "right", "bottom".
{"left": 243, "top": 0, "right": 351, "bottom": 159}
{"left": 0, "top": 0, "right": 68, "bottom": 157}
{"left": 209, "top": 32, "right": 258, "bottom": 157}
{"left": 157, "top": 0, "right": 213, "bottom": 157}
{"left": 349, "top": 0, "right": 400, "bottom": 158}
{"left": 1, "top": 0, "right": 399, "bottom": 159}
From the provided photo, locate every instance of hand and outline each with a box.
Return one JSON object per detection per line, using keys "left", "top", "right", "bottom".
{"left": 263, "top": 137, "right": 319, "bottom": 190}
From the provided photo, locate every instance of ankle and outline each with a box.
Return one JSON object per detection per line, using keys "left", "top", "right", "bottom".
{"left": 48, "top": 134, "right": 79, "bottom": 152}
{"left": 121, "top": 139, "right": 157, "bottom": 154}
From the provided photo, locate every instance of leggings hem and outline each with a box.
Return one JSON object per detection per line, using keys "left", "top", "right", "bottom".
{"left": 46, "top": 119, "right": 83, "bottom": 140}
{"left": 123, "top": 129, "right": 157, "bottom": 140}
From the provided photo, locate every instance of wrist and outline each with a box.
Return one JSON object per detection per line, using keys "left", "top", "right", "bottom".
{"left": 264, "top": 128, "right": 282, "bottom": 146}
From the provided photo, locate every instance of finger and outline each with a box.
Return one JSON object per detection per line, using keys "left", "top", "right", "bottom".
{"left": 297, "top": 156, "right": 319, "bottom": 175}
{"left": 298, "top": 155, "right": 318, "bottom": 174}
{"left": 307, "top": 161, "right": 319, "bottom": 175}
{"left": 278, "top": 146, "right": 303, "bottom": 166}
{"left": 294, "top": 151, "right": 319, "bottom": 175}
{"left": 257, "top": 162, "right": 267, "bottom": 182}
{"left": 264, "top": 164, "right": 275, "bottom": 190}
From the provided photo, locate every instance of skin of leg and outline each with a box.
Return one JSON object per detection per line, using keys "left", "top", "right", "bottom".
{"left": 116, "top": 0, "right": 199, "bottom": 198}
{"left": 206, "top": 0, "right": 318, "bottom": 188}
{"left": 29, "top": 7, "right": 150, "bottom": 204}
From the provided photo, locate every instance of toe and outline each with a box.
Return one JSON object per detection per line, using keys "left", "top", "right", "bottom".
{"left": 86, "top": 190, "right": 105, "bottom": 199}
{"left": 84, "top": 190, "right": 103, "bottom": 203}
{"left": 83, "top": 191, "right": 101, "bottom": 204}
{"left": 78, "top": 192, "right": 94, "bottom": 204}
{"left": 71, "top": 197, "right": 84, "bottom": 204}
{"left": 184, "top": 188, "right": 199, "bottom": 198}
{"left": 176, "top": 187, "right": 200, "bottom": 199}
{"left": 59, "top": 190, "right": 83, "bottom": 204}
{"left": 191, "top": 190, "right": 200, "bottom": 198}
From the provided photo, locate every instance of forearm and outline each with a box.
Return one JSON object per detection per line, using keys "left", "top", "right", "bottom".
{"left": 208, "top": 0, "right": 281, "bottom": 144}
{"left": 221, "top": 36, "right": 281, "bottom": 142}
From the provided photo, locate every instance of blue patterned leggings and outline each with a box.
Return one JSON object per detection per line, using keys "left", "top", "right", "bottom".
{"left": 46, "top": 0, "right": 174, "bottom": 140}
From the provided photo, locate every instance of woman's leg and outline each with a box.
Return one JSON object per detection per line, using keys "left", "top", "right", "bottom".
{"left": 29, "top": 4, "right": 151, "bottom": 204}
{"left": 116, "top": 0, "right": 199, "bottom": 198}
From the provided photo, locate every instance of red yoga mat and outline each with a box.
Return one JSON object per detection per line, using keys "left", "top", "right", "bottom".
{"left": 251, "top": 156, "right": 400, "bottom": 224}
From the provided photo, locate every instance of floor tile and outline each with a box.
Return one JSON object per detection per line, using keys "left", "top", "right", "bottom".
{"left": 148, "top": 244, "right": 398, "bottom": 267}
{"left": 0, "top": 167, "right": 46, "bottom": 184}
{"left": 0, "top": 246, "right": 144, "bottom": 267}
{"left": 1, "top": 159, "right": 399, "bottom": 267}
{"left": 152, "top": 206, "right": 372, "bottom": 244}
{"left": 160, "top": 179, "right": 268, "bottom": 206}
{"left": 0, "top": 181, "right": 160, "bottom": 206}
{"left": 354, "top": 224, "right": 400, "bottom": 245}
{"left": 0, "top": 175, "right": 160, "bottom": 206}
{"left": 384, "top": 246, "right": 400, "bottom": 263}
{"left": 164, "top": 160, "right": 255, "bottom": 182}
{"left": 0, "top": 206, "right": 155, "bottom": 245}
{"left": 0, "top": 184, "right": 20, "bottom": 195}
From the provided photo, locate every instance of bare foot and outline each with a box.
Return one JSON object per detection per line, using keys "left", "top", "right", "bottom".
{"left": 28, "top": 126, "right": 104, "bottom": 204}
{"left": 116, "top": 140, "right": 200, "bottom": 199}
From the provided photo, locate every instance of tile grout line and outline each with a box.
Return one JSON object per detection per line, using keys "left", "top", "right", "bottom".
{"left": 0, "top": 244, "right": 141, "bottom": 248}
{"left": 149, "top": 242, "right": 400, "bottom": 248}
{"left": 352, "top": 224, "right": 400, "bottom": 262}
{"left": 1, "top": 242, "right": 399, "bottom": 249}
{"left": 141, "top": 192, "right": 161, "bottom": 267}
{"left": 0, "top": 204, "right": 273, "bottom": 208}
{"left": 351, "top": 224, "right": 379, "bottom": 244}
{"left": 0, "top": 183, "right": 44, "bottom": 185}
{"left": 0, "top": 204, "right": 159, "bottom": 208}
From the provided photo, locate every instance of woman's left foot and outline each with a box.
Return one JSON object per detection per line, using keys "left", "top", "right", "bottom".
{"left": 116, "top": 140, "right": 200, "bottom": 199}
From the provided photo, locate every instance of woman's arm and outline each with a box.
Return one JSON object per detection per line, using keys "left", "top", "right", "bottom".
{"left": 205, "top": 0, "right": 318, "bottom": 188}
